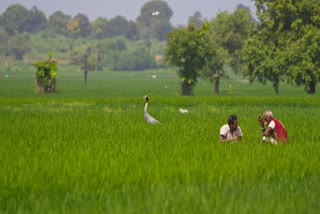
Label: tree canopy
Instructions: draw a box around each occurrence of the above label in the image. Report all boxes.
[136,0,173,41]
[165,23,217,95]
[241,0,320,94]
[203,7,252,94]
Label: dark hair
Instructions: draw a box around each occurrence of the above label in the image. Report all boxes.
[228,115,238,125]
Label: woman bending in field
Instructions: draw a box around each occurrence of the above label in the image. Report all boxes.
[258,110,288,144]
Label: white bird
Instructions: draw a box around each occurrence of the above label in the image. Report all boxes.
[144,95,160,124]
[179,108,188,113]
[152,11,160,16]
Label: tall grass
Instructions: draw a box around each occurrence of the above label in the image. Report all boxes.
[0,63,319,213]
[1,96,319,213]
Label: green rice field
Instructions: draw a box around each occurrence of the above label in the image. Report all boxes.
[0,62,319,213]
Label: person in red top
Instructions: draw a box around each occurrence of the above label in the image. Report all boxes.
[258,110,288,144]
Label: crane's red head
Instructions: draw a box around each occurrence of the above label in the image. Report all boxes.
[144,95,149,102]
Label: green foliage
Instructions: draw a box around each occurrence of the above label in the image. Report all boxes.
[94,37,127,68]
[24,6,48,33]
[70,46,99,84]
[241,29,284,95]
[112,47,156,71]
[28,31,70,59]
[242,0,320,94]
[0,26,9,54]
[150,19,173,41]
[48,11,71,36]
[165,23,216,95]
[0,4,29,35]
[210,9,251,55]
[74,13,91,37]
[136,0,173,40]
[90,17,108,39]
[206,7,252,95]
[95,37,158,71]
[0,4,47,35]
[8,32,32,60]
[33,52,57,93]
[105,16,139,40]
[188,11,204,29]
[137,0,173,27]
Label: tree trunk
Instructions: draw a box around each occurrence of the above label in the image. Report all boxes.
[84,69,88,85]
[181,80,193,95]
[307,80,316,94]
[214,78,220,95]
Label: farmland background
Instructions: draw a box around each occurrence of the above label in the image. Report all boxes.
[0,63,319,213]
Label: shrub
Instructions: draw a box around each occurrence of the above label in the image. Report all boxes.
[33,52,57,93]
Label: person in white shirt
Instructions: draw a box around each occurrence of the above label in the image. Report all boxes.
[220,115,243,143]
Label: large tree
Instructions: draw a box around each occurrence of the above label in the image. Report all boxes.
[90,17,108,39]
[105,16,138,40]
[8,32,31,60]
[188,11,205,29]
[24,6,47,33]
[0,26,9,55]
[204,7,252,94]
[71,47,98,84]
[164,23,216,95]
[72,13,91,38]
[136,0,173,40]
[0,4,47,34]
[0,4,29,35]
[48,11,71,36]
[241,0,320,94]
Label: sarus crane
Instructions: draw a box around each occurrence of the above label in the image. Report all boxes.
[144,95,160,124]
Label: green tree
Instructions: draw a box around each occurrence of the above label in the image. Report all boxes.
[95,37,127,68]
[0,4,29,35]
[104,16,138,39]
[241,0,320,94]
[48,11,71,36]
[71,47,98,84]
[0,26,9,56]
[126,21,139,40]
[188,11,204,29]
[210,8,252,70]
[136,0,173,40]
[164,23,215,95]
[74,13,91,37]
[24,6,47,33]
[33,52,57,93]
[150,19,172,41]
[8,32,31,60]
[113,47,155,71]
[91,17,107,39]
[200,42,228,95]
[67,18,81,38]
[205,7,252,94]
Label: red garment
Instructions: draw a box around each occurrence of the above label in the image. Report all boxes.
[272,118,288,143]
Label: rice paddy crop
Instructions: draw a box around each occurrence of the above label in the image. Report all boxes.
[0,65,319,213]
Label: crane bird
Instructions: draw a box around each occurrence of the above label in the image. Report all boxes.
[144,95,160,124]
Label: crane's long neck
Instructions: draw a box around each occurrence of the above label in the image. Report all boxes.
[144,102,148,113]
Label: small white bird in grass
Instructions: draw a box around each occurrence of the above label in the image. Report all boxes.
[144,95,160,124]
[179,108,188,113]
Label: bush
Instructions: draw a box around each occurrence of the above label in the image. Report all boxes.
[33,52,57,93]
